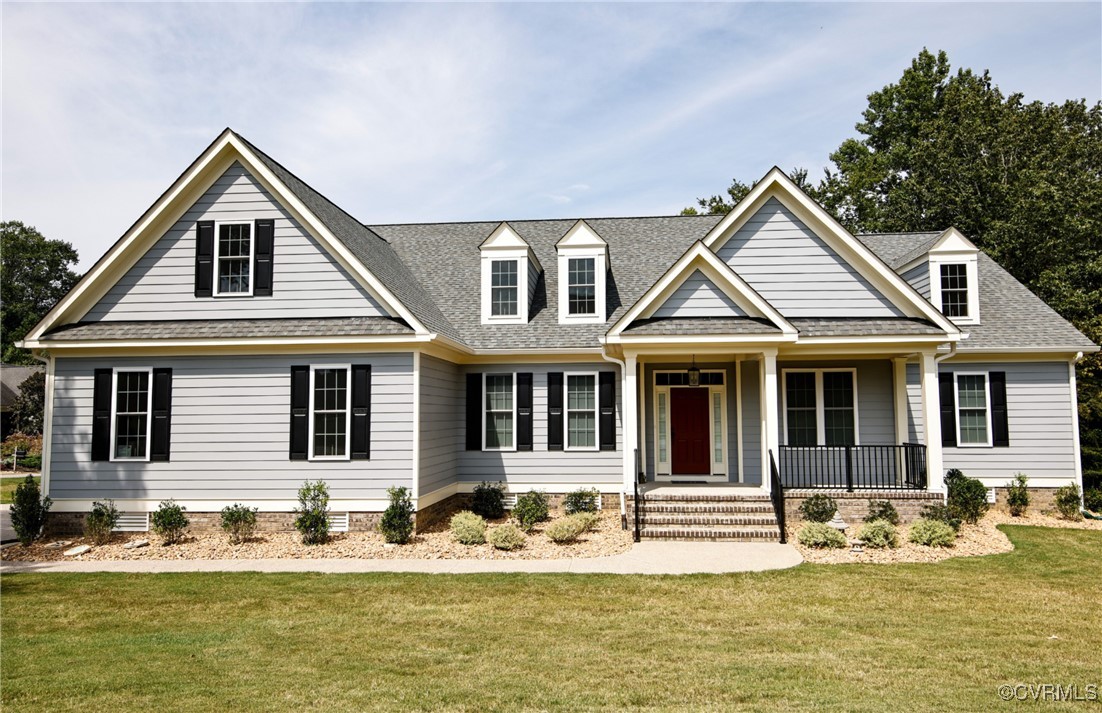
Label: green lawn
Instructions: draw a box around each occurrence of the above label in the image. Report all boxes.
[0,475,39,504]
[2,526,1099,712]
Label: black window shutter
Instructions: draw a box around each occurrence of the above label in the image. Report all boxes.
[351,365,371,460]
[517,373,533,451]
[599,371,616,451]
[289,366,309,460]
[547,372,564,451]
[150,368,173,462]
[939,371,957,447]
[91,369,113,461]
[195,221,214,297]
[465,374,482,451]
[253,219,275,297]
[990,371,1009,447]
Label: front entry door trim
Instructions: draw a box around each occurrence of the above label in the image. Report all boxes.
[654,369,729,480]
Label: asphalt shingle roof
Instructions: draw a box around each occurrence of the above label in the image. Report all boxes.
[622,317,782,336]
[43,317,413,341]
[1,365,42,410]
[857,232,943,269]
[788,318,946,337]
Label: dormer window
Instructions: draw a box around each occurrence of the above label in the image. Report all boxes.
[556,220,608,324]
[479,222,539,325]
[920,228,980,325]
[567,257,597,316]
[940,263,968,317]
[491,260,519,317]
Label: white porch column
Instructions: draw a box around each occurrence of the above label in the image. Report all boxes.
[760,349,780,493]
[893,357,909,446]
[920,351,945,494]
[623,353,639,490]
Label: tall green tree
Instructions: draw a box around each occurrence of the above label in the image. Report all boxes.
[0,221,80,365]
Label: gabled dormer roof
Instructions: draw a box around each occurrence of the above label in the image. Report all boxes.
[479,222,542,269]
[556,219,608,253]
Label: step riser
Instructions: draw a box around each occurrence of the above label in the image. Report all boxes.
[640,529,780,541]
[641,516,777,527]
[631,505,775,515]
[633,493,782,541]
[634,495,772,503]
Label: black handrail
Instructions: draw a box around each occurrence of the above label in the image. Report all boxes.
[633,447,642,543]
[769,450,786,544]
[777,444,927,490]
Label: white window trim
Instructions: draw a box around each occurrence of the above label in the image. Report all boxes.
[480,251,530,325]
[308,364,352,461]
[928,255,979,325]
[482,372,517,452]
[109,367,153,462]
[564,371,599,452]
[781,368,861,446]
[557,251,606,324]
[213,220,255,297]
[953,371,993,448]
[652,369,727,478]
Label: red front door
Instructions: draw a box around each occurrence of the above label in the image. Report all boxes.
[671,388,710,475]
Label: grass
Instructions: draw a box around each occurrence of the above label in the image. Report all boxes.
[0,475,39,504]
[2,526,1099,712]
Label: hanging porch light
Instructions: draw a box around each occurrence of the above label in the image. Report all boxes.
[688,355,701,387]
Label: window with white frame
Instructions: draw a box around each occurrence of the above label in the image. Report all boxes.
[311,366,350,459]
[490,260,519,317]
[940,263,968,318]
[783,369,857,446]
[484,374,515,450]
[955,373,991,446]
[567,258,597,316]
[112,369,151,460]
[215,222,253,295]
[566,373,597,449]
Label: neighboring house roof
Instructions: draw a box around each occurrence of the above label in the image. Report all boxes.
[43,317,414,341]
[1,365,42,411]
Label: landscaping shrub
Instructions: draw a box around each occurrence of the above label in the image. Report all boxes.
[488,523,526,551]
[864,499,900,525]
[919,503,962,533]
[856,519,898,549]
[86,499,120,545]
[797,522,846,549]
[20,455,41,469]
[150,500,189,545]
[1006,474,1030,517]
[380,486,415,544]
[945,469,989,524]
[512,490,550,532]
[470,481,506,520]
[294,480,330,545]
[221,503,258,544]
[571,511,601,533]
[544,515,587,543]
[9,474,51,545]
[1085,487,1102,514]
[451,511,487,545]
[1054,483,1082,521]
[798,494,837,523]
[564,487,600,515]
[908,518,956,547]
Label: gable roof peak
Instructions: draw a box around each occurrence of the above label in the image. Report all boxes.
[556,219,608,250]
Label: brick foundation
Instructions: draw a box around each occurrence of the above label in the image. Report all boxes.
[784,490,943,524]
[990,486,1064,515]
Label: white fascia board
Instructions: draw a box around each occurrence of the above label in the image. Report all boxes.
[950,346,1100,358]
[30,334,435,353]
[612,334,796,346]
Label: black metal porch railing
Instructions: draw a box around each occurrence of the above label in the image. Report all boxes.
[778,443,927,491]
[769,451,786,544]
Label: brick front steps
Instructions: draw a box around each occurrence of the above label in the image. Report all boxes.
[628,492,781,542]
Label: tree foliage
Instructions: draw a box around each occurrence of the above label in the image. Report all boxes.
[1,221,80,365]
[689,48,1102,471]
[9,371,46,436]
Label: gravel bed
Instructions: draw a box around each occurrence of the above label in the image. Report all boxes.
[791,508,1100,565]
[1,510,632,562]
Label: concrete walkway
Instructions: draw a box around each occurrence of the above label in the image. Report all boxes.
[1,541,802,575]
[0,505,14,544]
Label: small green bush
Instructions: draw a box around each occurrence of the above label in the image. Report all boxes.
[570,511,600,533]
[86,499,119,545]
[856,519,898,549]
[920,503,962,533]
[294,480,331,545]
[797,522,846,549]
[1054,483,1082,520]
[1006,474,1030,517]
[909,518,956,547]
[564,487,600,515]
[945,469,989,524]
[150,499,189,545]
[545,516,587,544]
[1084,487,1102,514]
[512,490,550,532]
[221,503,258,544]
[380,486,415,544]
[798,494,837,523]
[864,500,900,525]
[20,455,42,470]
[451,511,487,545]
[470,481,506,520]
[488,523,526,551]
[9,475,51,545]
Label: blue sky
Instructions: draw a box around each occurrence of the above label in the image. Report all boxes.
[3,2,1100,271]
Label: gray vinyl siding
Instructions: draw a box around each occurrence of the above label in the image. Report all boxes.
[458,363,621,486]
[715,197,903,317]
[740,360,762,486]
[777,360,897,445]
[940,361,1078,484]
[418,355,461,495]
[84,162,387,321]
[48,353,413,501]
[902,263,931,300]
[906,363,925,443]
[652,270,746,319]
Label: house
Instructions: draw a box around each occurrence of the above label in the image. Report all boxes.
[21,130,1097,540]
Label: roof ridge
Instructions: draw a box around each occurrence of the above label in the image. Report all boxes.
[366,214,724,229]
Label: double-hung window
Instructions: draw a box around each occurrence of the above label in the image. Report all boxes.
[954,373,991,446]
[567,258,596,316]
[783,369,857,446]
[566,373,597,450]
[215,222,253,295]
[112,369,152,460]
[490,260,518,317]
[310,366,350,459]
[484,374,515,450]
[940,263,968,318]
